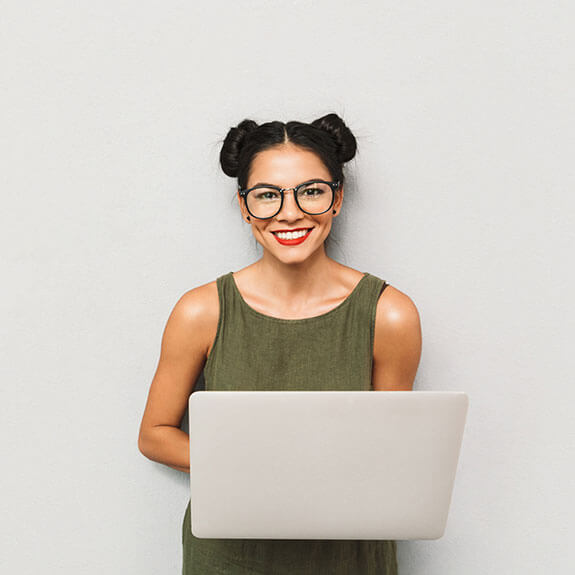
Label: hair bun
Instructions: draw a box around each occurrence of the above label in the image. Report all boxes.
[220,119,259,178]
[310,113,357,164]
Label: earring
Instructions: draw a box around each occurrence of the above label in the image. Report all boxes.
[247,216,251,221]
[332,210,336,214]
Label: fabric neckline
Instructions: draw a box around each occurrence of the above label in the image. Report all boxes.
[228,271,370,324]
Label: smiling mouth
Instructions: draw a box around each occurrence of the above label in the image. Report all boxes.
[271,227,313,240]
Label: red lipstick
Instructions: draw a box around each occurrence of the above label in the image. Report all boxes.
[271,227,313,246]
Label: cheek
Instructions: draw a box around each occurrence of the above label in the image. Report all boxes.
[317,217,333,232]
[251,224,269,239]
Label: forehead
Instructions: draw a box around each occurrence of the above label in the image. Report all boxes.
[248,145,331,186]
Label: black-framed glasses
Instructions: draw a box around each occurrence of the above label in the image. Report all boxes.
[238,179,340,220]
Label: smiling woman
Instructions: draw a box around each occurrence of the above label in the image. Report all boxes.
[137,113,422,574]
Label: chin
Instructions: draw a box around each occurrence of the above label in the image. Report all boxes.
[272,245,325,266]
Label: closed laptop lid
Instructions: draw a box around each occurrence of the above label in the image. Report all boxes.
[189,390,468,540]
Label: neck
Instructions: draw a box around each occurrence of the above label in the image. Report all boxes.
[254,246,339,298]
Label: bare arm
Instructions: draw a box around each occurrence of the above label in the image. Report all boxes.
[371,284,422,391]
[137,282,218,473]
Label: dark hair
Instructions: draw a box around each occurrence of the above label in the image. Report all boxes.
[219,113,358,191]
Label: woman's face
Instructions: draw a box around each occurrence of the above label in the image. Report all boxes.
[237,144,343,266]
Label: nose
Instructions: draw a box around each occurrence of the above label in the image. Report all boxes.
[277,189,304,220]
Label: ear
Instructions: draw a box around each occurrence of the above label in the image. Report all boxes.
[237,190,251,222]
[333,185,344,215]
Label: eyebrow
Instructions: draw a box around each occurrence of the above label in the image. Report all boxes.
[250,179,326,188]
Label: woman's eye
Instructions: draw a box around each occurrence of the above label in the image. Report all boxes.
[254,190,279,200]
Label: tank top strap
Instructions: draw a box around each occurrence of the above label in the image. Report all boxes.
[352,273,389,379]
[360,272,389,350]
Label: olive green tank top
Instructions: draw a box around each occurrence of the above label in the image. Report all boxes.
[182,270,398,575]
[203,270,388,392]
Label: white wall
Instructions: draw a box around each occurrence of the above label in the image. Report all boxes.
[2,1,573,573]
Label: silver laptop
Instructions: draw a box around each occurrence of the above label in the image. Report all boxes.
[188,390,468,540]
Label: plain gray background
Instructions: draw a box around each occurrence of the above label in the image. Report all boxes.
[2,1,573,573]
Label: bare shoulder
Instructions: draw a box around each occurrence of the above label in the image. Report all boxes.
[177,279,219,326]
[173,279,220,355]
[375,283,421,329]
[372,283,422,391]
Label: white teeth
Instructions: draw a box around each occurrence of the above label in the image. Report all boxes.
[274,229,310,240]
